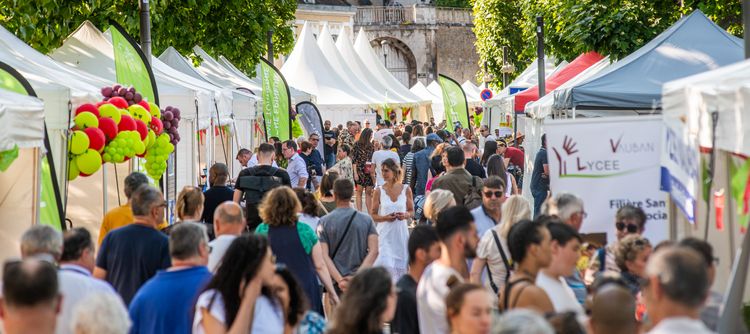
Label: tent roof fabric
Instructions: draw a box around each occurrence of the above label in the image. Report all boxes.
[353,28,426,104]
[282,22,371,106]
[525,56,612,119]
[0,88,45,150]
[461,81,482,103]
[485,57,560,106]
[514,52,604,112]
[317,23,386,104]
[555,10,743,110]
[663,58,750,155]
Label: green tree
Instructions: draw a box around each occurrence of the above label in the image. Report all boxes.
[471,0,526,89]
[0,0,296,75]
[685,0,742,36]
[436,0,471,8]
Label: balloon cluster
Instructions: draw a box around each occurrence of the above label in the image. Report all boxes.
[160,106,181,146]
[67,85,178,181]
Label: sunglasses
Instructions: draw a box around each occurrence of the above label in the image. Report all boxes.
[483,191,503,198]
[616,221,639,233]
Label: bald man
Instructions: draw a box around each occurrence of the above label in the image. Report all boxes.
[207,202,246,272]
[588,284,638,334]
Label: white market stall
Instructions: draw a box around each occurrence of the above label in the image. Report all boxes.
[282,22,375,127]
[0,88,46,259]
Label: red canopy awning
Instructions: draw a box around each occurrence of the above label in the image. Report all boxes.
[513,51,604,112]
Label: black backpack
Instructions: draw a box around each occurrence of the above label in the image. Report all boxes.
[237,167,283,228]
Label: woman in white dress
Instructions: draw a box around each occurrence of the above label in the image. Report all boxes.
[369,158,414,280]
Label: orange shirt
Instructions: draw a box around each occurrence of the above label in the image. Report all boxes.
[98,203,169,245]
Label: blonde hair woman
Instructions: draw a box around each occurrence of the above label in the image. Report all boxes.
[422,189,455,225]
[163,186,204,235]
[255,187,339,314]
[470,195,531,294]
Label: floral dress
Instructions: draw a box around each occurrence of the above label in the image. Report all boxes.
[352,142,374,187]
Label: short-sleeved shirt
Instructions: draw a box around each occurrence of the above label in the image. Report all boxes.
[503,146,525,169]
[96,224,171,305]
[57,265,119,334]
[471,205,499,237]
[417,262,463,334]
[98,204,168,245]
[536,271,586,320]
[255,222,318,254]
[372,149,400,186]
[392,274,420,334]
[530,147,549,192]
[129,266,212,334]
[207,235,237,272]
[318,207,377,277]
[193,290,284,334]
[287,154,309,187]
[476,227,511,291]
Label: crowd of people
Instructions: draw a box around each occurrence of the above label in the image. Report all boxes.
[0,118,740,334]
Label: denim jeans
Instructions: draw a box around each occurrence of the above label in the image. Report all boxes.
[532,189,548,218]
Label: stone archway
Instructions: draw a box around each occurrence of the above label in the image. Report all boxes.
[370,36,418,88]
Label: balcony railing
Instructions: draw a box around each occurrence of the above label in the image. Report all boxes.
[354,6,473,26]
[435,7,473,26]
[355,6,415,25]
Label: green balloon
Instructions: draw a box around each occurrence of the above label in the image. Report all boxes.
[69,131,90,155]
[76,149,102,175]
[68,158,79,181]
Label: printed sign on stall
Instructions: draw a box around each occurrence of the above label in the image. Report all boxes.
[545,116,668,243]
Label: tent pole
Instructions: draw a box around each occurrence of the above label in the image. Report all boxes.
[724,151,737,260]
[744,0,750,59]
[32,148,41,225]
[102,164,108,216]
[536,16,546,98]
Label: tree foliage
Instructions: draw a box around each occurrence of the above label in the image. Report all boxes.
[435,0,471,8]
[473,0,743,89]
[0,0,297,75]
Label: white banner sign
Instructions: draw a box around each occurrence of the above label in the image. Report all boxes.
[545,116,668,243]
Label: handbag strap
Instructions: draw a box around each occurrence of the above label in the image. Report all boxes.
[492,230,512,284]
[330,211,358,260]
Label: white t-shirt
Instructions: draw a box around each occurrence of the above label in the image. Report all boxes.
[647,317,714,334]
[247,154,278,168]
[535,271,586,320]
[417,262,464,334]
[193,289,284,334]
[374,128,395,143]
[371,149,400,186]
[207,235,238,272]
[475,227,510,292]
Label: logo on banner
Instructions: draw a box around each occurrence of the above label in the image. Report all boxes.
[552,134,656,178]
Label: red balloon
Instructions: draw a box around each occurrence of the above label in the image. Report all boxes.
[123,156,130,162]
[118,115,137,132]
[149,116,163,135]
[109,97,128,109]
[136,153,146,158]
[95,101,111,108]
[75,103,100,117]
[98,117,118,141]
[79,172,91,177]
[137,100,151,112]
[134,119,148,140]
[84,127,106,152]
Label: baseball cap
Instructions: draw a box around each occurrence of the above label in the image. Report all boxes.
[426,133,443,143]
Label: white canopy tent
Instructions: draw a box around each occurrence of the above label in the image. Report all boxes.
[0,88,46,259]
[410,81,443,122]
[0,23,124,240]
[317,23,387,104]
[338,27,430,121]
[282,22,375,127]
[462,81,483,103]
[353,28,426,105]
[662,59,750,306]
[156,46,260,178]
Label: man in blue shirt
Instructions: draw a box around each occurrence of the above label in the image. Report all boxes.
[411,133,442,196]
[94,185,171,305]
[128,222,212,334]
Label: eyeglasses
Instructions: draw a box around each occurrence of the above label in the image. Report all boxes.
[154,202,168,209]
[579,211,588,219]
[310,138,319,141]
[616,221,639,233]
[483,191,504,198]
